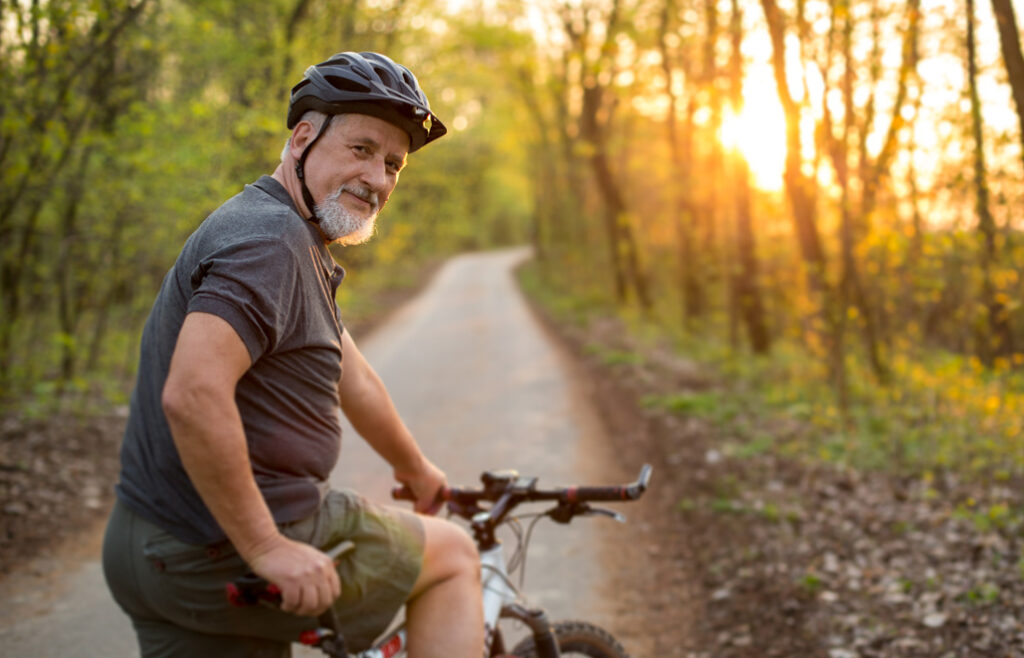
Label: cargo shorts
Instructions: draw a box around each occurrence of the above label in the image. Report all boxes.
[102,489,424,657]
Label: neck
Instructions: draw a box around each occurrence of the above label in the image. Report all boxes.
[271,163,313,220]
[271,163,332,244]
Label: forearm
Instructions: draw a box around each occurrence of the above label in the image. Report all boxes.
[340,367,426,478]
[338,331,444,513]
[163,383,280,561]
[162,311,339,616]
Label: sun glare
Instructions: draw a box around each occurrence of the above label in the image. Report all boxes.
[719,71,788,192]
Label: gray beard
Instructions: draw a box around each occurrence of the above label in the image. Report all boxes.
[316,185,378,245]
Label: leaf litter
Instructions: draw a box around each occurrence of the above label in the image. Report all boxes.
[544,312,1024,658]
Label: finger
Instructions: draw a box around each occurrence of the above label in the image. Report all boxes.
[316,580,333,615]
[414,486,442,515]
[280,583,300,614]
[297,583,318,617]
[326,567,341,600]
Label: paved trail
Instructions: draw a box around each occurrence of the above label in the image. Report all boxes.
[0,247,637,656]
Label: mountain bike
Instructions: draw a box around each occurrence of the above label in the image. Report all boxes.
[228,465,652,657]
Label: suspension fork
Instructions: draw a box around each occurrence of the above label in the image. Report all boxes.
[501,603,561,658]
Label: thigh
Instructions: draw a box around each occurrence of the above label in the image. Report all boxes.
[103,499,313,652]
[284,489,425,652]
[104,492,426,655]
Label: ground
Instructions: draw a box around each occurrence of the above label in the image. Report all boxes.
[3,290,1024,657]
[540,312,1024,658]
[0,412,124,578]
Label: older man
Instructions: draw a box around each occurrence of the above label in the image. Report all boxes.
[103,52,483,657]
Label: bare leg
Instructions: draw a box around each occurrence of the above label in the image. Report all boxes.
[405,516,483,657]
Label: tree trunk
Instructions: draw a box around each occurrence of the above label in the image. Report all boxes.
[760,0,843,396]
[572,0,651,309]
[839,0,889,381]
[581,85,628,303]
[659,0,704,326]
[729,0,771,353]
[759,0,827,285]
[990,0,1024,174]
[967,0,1013,364]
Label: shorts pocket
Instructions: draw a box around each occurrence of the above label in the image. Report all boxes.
[142,533,243,575]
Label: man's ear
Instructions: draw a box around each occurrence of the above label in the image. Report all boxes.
[289,120,316,159]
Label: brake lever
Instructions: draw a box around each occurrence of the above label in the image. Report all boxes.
[547,503,627,524]
[586,506,627,523]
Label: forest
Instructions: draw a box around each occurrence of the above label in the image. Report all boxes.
[4,0,1024,654]
[4,0,1024,481]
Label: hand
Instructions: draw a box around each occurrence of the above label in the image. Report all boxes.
[395,458,447,515]
[245,535,341,617]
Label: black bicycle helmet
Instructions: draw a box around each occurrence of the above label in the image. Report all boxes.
[287,51,446,152]
[287,52,446,224]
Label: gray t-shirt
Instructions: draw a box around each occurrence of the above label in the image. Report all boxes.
[116,176,347,544]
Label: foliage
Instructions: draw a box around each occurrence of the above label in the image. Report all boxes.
[4,0,1024,491]
[521,257,1024,484]
[0,0,533,410]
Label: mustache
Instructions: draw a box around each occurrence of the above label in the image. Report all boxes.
[329,184,379,210]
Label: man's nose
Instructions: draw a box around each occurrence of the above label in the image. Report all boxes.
[360,159,388,194]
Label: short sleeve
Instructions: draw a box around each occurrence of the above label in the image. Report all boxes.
[187,238,300,363]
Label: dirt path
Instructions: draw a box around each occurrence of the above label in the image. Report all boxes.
[325,247,662,653]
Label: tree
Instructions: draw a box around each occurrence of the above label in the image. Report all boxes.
[727,0,771,353]
[990,0,1024,175]
[967,0,1013,364]
[658,0,707,326]
[554,0,652,309]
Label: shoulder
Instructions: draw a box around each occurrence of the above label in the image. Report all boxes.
[191,181,315,261]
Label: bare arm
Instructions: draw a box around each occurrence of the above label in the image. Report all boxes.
[338,330,445,513]
[162,312,340,616]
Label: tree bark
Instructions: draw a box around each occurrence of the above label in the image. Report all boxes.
[728,0,771,353]
[967,0,1013,364]
[659,0,705,325]
[990,0,1024,174]
[569,0,651,309]
[759,0,827,283]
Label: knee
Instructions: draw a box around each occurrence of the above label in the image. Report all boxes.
[422,518,479,581]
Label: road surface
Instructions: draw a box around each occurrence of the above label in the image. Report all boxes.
[0,247,638,656]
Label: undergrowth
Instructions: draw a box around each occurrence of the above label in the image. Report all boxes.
[518,260,1024,485]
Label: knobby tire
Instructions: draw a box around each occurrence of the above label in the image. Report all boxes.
[509,620,629,658]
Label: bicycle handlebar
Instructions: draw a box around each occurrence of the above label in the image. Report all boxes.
[391,464,652,508]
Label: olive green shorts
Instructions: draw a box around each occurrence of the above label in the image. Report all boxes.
[103,491,424,657]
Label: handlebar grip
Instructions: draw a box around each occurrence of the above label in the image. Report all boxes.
[226,574,282,607]
[564,464,652,502]
[565,486,632,502]
[391,485,416,501]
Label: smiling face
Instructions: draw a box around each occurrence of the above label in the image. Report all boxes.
[294,113,410,244]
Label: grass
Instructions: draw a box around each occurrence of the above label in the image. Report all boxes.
[517,259,1024,486]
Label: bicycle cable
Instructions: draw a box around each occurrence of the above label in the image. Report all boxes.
[506,513,547,590]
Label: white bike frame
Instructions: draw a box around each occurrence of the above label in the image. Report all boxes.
[302,464,652,657]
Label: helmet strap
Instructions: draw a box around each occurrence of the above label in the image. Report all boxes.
[294,114,334,224]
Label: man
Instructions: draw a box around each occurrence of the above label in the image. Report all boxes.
[103,52,484,657]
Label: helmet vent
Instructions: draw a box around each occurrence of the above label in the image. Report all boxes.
[372,66,396,88]
[325,75,370,94]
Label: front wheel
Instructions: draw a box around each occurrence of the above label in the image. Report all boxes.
[509,620,629,658]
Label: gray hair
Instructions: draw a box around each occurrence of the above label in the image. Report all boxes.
[281,110,346,162]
